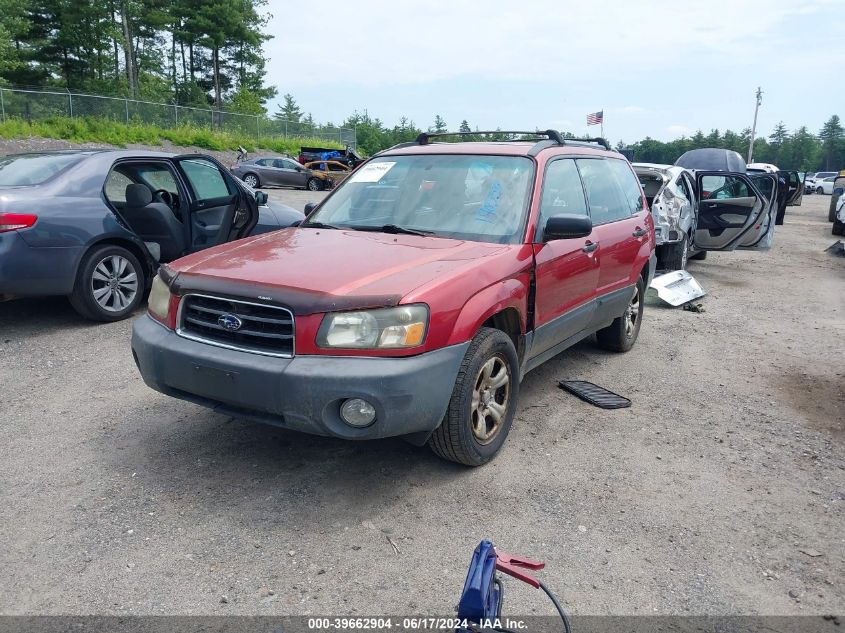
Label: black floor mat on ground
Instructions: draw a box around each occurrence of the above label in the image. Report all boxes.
[558,380,631,409]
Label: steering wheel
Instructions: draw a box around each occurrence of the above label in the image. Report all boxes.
[153,189,175,208]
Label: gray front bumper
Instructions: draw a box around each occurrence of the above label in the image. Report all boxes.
[131,315,468,441]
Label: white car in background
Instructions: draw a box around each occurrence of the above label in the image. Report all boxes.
[747,162,779,173]
[633,163,701,270]
[807,171,838,193]
[814,176,837,195]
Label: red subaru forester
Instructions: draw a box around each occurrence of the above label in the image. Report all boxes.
[132,131,657,466]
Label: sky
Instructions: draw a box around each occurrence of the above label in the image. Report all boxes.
[263,0,845,144]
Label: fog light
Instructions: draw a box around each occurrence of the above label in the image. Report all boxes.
[340,398,376,427]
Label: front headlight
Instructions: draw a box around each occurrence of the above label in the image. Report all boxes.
[147,274,172,324]
[317,304,429,349]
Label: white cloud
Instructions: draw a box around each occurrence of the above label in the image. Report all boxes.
[263,0,835,89]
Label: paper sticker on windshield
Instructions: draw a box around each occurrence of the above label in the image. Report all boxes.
[476,180,503,223]
[351,161,396,183]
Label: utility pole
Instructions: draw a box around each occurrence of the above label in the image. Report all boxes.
[747,87,762,163]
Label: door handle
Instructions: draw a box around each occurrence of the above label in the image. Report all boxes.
[632,227,647,238]
[581,241,598,253]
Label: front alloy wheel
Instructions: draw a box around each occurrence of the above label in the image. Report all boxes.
[428,327,520,466]
[470,355,511,445]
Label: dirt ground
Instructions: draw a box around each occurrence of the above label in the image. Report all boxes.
[0,192,842,617]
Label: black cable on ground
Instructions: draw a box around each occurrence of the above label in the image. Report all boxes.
[494,577,504,620]
[538,580,571,633]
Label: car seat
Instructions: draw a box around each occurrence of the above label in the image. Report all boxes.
[121,184,187,262]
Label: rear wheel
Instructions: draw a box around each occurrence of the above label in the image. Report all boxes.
[68,245,145,322]
[428,328,519,466]
[596,275,644,353]
[242,173,259,188]
[660,235,688,271]
[307,177,324,191]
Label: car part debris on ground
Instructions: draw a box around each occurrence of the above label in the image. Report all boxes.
[825,240,845,257]
[558,380,631,409]
[683,302,706,313]
[649,270,706,306]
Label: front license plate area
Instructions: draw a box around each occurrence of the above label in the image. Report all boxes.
[189,364,240,400]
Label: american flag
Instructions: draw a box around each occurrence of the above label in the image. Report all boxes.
[586,111,603,126]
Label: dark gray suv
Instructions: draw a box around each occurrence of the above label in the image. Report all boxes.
[0,150,303,322]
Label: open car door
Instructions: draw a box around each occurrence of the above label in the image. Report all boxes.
[782,170,803,207]
[693,171,773,251]
[172,155,259,252]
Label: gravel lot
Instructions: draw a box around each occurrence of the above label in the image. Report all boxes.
[0,193,842,617]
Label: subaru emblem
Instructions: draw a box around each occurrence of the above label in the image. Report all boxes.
[218,313,243,332]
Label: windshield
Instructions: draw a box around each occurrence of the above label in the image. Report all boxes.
[0,153,83,186]
[306,154,534,244]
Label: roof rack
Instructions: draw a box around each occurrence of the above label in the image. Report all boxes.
[407,130,611,153]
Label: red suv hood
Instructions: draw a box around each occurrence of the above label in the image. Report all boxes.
[170,228,517,314]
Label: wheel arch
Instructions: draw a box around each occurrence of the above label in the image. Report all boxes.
[77,237,154,289]
[482,307,524,361]
[446,278,528,359]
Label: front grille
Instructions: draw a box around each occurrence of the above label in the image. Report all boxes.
[177,294,294,357]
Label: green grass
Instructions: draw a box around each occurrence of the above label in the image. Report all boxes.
[0,116,343,155]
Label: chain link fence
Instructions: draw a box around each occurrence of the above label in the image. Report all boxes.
[0,88,356,148]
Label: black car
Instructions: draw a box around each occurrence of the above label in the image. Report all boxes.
[0,150,303,322]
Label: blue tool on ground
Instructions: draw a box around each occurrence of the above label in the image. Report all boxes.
[456,540,571,633]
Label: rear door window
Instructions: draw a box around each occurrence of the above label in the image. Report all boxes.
[606,159,645,214]
[576,159,633,224]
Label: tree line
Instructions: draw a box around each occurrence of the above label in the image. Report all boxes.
[0,0,275,113]
[283,95,844,171]
[619,117,845,172]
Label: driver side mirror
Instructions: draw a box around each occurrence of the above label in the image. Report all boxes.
[254,191,268,205]
[304,202,317,215]
[543,214,592,241]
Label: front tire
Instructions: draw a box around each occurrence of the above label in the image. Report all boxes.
[817,186,824,195]
[243,173,259,188]
[307,177,324,192]
[68,245,145,322]
[689,250,707,261]
[428,328,519,466]
[596,275,645,353]
[833,219,844,236]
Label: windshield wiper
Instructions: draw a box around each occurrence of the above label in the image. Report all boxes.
[350,224,434,237]
[302,221,342,230]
